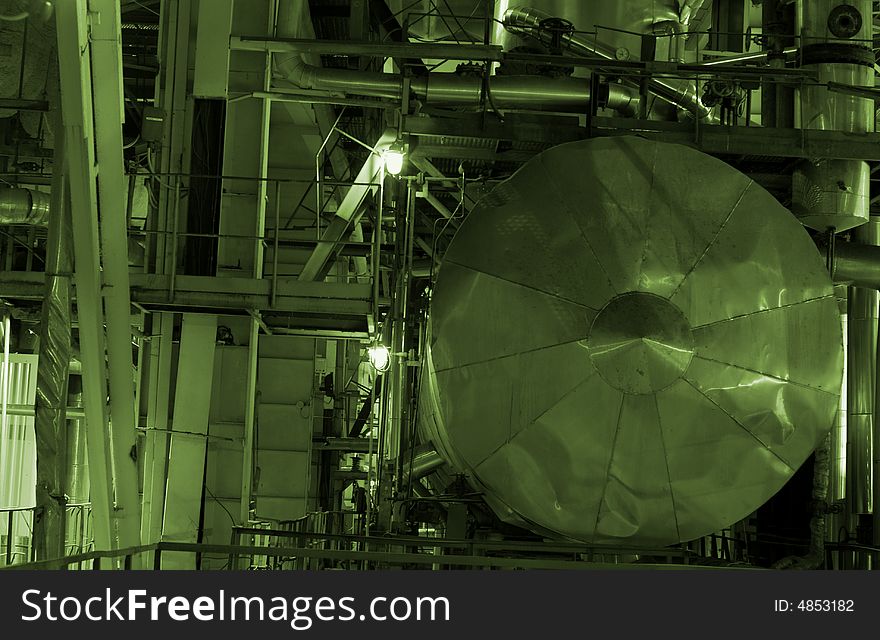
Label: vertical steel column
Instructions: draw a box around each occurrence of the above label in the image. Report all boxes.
[32,114,72,561]
[89,0,142,552]
[55,0,118,557]
[140,313,174,543]
[239,320,259,524]
[161,313,218,569]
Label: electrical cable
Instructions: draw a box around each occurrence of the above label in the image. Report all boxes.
[205,485,236,526]
[0,11,28,21]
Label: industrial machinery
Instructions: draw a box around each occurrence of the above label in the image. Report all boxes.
[420,135,843,545]
[3,0,880,571]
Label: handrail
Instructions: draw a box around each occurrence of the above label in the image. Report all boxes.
[3,540,734,571]
[230,525,696,558]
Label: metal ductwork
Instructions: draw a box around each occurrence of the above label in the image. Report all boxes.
[0,187,50,225]
[419,136,842,545]
[500,6,712,119]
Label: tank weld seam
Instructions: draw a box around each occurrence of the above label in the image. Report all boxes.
[443,258,603,312]
[667,180,754,301]
[689,294,836,331]
[433,336,591,374]
[590,393,628,542]
[537,155,620,296]
[689,353,840,397]
[653,392,682,543]
[680,377,794,471]
[469,370,600,469]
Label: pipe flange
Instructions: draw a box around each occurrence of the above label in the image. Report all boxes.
[827,4,862,39]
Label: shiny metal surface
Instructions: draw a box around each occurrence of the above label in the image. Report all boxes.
[284,57,598,112]
[792,1,873,232]
[495,1,679,61]
[799,0,873,46]
[587,293,694,395]
[501,6,711,118]
[0,187,50,225]
[423,136,843,545]
[831,239,880,289]
[792,159,869,233]
[846,220,879,516]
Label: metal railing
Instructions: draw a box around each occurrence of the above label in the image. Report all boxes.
[0,506,33,566]
[1,504,93,567]
[4,538,739,571]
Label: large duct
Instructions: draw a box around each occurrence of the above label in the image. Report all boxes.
[420,136,842,545]
[0,187,50,225]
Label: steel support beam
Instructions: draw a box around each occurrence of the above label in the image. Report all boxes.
[230,36,503,61]
[298,128,397,282]
[0,272,374,317]
[160,314,218,569]
[89,0,142,554]
[54,0,119,558]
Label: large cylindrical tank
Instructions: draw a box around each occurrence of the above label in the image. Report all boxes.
[419,136,843,546]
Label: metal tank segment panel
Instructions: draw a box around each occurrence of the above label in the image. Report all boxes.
[422,136,844,546]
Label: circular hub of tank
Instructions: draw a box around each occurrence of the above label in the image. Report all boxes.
[587,292,694,395]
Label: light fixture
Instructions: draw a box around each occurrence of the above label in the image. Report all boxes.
[368,343,391,372]
[382,141,405,176]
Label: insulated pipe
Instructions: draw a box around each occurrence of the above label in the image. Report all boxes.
[847,220,878,531]
[401,445,446,483]
[0,187,50,225]
[830,240,880,289]
[31,106,71,562]
[282,57,640,113]
[502,6,712,119]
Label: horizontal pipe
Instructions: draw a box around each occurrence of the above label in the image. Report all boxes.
[699,47,799,67]
[830,240,880,289]
[280,50,639,114]
[0,187,51,225]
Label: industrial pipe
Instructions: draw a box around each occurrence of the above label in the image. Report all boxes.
[0,187,50,225]
[501,6,712,119]
[846,220,878,558]
[829,239,880,290]
[401,445,446,483]
[282,57,638,114]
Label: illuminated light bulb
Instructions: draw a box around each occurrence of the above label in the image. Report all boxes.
[368,344,390,372]
[383,148,404,175]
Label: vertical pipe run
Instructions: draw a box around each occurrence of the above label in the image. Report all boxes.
[847,221,878,536]
[32,115,72,561]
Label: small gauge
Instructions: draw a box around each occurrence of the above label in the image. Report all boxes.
[615,47,630,61]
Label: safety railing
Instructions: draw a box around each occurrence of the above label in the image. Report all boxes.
[0,506,34,567]
[4,538,742,572]
[227,519,716,571]
[1,504,94,568]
